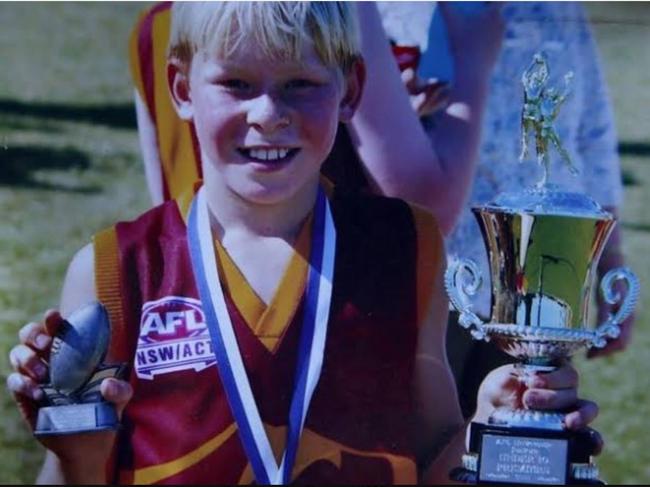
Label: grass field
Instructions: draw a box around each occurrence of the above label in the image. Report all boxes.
[0,2,649,484]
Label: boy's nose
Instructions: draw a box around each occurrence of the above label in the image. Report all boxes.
[246,94,291,133]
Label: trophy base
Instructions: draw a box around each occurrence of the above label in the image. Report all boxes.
[34,402,119,437]
[449,422,602,485]
[449,467,605,485]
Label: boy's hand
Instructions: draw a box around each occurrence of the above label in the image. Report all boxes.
[7,309,62,428]
[7,309,133,473]
[39,378,133,474]
[473,363,602,452]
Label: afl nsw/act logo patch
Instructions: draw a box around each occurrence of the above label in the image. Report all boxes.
[135,296,216,379]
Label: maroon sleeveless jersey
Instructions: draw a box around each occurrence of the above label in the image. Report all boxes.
[94,188,443,484]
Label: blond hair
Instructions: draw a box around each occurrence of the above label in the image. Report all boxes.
[169,2,360,73]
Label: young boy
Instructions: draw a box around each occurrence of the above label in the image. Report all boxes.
[8,3,597,484]
[130,1,501,235]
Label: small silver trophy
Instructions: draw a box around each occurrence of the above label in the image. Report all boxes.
[35,301,127,436]
[445,52,639,485]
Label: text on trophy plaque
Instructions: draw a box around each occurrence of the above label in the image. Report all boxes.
[479,435,568,484]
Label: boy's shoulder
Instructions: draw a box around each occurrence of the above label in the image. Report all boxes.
[330,186,442,242]
[329,188,444,326]
[95,198,185,248]
[116,178,196,234]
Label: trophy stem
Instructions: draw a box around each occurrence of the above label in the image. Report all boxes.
[516,362,556,374]
[488,363,565,431]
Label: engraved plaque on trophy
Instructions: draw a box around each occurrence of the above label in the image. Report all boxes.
[34,301,127,436]
[445,53,640,485]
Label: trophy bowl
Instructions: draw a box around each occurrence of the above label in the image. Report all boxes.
[445,185,639,485]
[453,186,638,364]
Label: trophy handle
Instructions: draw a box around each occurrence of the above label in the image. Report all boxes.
[444,258,488,341]
[592,267,640,348]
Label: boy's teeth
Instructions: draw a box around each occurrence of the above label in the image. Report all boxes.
[251,149,267,160]
[248,148,291,161]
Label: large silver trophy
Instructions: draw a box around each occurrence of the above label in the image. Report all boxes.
[445,53,639,485]
[34,301,126,436]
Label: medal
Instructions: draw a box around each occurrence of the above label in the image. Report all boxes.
[188,186,336,484]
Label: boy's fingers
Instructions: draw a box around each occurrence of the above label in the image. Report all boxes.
[522,387,577,411]
[587,429,604,456]
[100,378,133,416]
[580,428,604,456]
[16,309,63,356]
[564,399,599,431]
[6,372,44,402]
[18,322,51,351]
[7,373,41,429]
[9,344,49,381]
[530,365,578,390]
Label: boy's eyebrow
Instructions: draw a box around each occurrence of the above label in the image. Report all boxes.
[211,57,333,76]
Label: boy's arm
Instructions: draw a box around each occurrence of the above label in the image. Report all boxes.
[10,244,129,484]
[59,244,97,316]
[37,451,65,484]
[412,250,467,483]
[42,244,108,484]
[348,3,504,235]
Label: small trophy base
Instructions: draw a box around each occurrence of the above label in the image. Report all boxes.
[449,422,603,485]
[34,402,119,437]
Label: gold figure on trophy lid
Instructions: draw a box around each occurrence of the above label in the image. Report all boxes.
[520,51,577,186]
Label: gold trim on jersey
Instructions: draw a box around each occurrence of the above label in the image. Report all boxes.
[132,423,416,485]
[214,215,312,352]
[93,226,126,362]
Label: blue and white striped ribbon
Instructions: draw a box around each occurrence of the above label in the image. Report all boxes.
[187,186,335,484]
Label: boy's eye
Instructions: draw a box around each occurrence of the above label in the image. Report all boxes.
[285,79,318,90]
[219,79,250,90]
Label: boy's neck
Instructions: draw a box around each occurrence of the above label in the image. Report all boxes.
[203,175,320,242]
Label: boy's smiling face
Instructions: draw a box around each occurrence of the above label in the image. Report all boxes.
[170,38,362,206]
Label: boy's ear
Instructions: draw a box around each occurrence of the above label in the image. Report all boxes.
[338,58,366,123]
[167,59,194,121]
